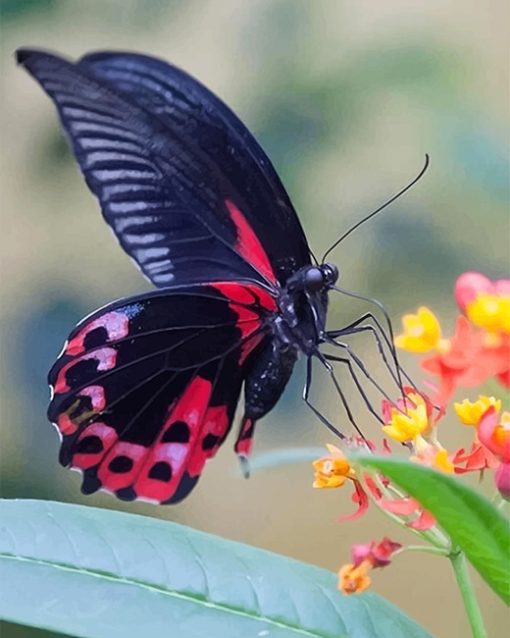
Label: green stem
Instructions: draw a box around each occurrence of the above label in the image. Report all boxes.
[449,549,487,638]
[398,544,449,556]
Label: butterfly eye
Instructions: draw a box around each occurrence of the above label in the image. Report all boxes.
[321,263,339,286]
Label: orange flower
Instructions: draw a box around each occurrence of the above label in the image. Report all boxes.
[338,537,402,595]
[312,444,357,488]
[313,443,374,521]
[338,560,372,595]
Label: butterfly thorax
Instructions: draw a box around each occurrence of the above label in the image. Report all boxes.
[273,263,338,356]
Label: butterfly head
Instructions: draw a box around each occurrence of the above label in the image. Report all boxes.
[298,263,339,293]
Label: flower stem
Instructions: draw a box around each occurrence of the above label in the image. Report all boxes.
[398,544,449,556]
[449,549,487,638]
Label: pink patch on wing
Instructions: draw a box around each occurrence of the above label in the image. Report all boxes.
[188,404,230,476]
[54,348,117,393]
[72,423,118,470]
[225,199,278,285]
[79,385,106,411]
[134,377,213,502]
[66,311,130,355]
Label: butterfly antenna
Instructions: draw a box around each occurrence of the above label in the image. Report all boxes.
[308,247,319,266]
[321,154,430,263]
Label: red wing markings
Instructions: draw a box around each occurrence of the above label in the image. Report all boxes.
[224,199,278,286]
[65,310,130,356]
[69,375,232,503]
[53,284,276,404]
[54,348,117,393]
[49,282,278,502]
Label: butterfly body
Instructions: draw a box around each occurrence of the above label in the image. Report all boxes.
[18,48,340,503]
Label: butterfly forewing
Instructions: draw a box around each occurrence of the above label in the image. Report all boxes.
[48,283,276,503]
[18,49,311,287]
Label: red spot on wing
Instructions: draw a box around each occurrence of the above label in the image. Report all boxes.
[55,385,106,436]
[54,348,117,393]
[72,423,118,470]
[225,199,278,285]
[235,417,255,458]
[57,413,77,436]
[133,377,213,502]
[66,311,130,355]
[98,441,147,491]
[188,404,230,476]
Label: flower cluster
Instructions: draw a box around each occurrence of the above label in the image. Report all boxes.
[338,537,402,594]
[397,272,509,404]
[313,271,509,595]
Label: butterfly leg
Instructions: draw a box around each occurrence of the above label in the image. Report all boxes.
[314,352,369,442]
[327,312,417,393]
[322,351,385,424]
[302,355,346,440]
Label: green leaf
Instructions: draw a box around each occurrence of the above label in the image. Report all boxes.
[356,456,510,604]
[0,499,432,638]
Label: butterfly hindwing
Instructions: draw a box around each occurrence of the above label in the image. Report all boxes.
[48,282,277,503]
[17,49,311,287]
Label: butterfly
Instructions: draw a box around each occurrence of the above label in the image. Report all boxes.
[18,49,418,505]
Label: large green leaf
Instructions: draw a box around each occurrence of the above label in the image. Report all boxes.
[356,456,510,604]
[0,499,432,638]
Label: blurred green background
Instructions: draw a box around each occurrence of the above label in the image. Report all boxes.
[1,1,508,637]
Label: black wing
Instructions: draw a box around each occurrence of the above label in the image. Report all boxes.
[48,281,277,503]
[17,49,311,287]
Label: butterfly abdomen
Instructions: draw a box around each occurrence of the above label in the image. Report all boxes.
[243,339,297,421]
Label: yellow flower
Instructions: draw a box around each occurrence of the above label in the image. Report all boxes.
[313,444,356,489]
[411,438,454,473]
[432,449,454,474]
[454,396,502,426]
[466,294,510,334]
[394,307,447,353]
[382,404,429,443]
[338,561,372,595]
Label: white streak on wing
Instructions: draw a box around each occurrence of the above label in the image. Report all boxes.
[102,182,159,200]
[78,138,143,154]
[113,215,157,233]
[91,169,155,182]
[136,247,170,263]
[69,122,140,142]
[123,232,165,245]
[153,273,175,284]
[145,259,172,274]
[109,200,171,214]
[85,151,156,169]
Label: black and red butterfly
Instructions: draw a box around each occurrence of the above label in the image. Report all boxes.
[18,49,417,505]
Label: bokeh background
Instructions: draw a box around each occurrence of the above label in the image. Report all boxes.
[1,1,508,637]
